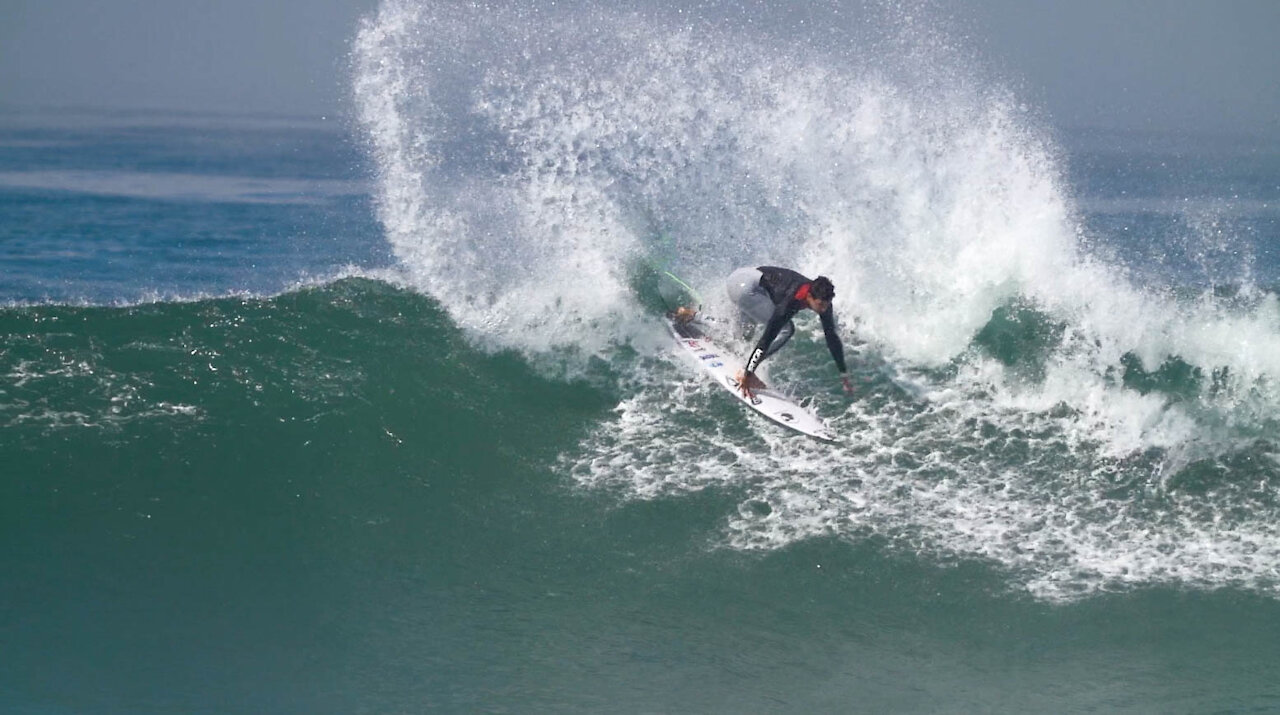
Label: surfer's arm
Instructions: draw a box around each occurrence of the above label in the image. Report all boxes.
[745,303,793,374]
[819,309,848,373]
[819,309,856,395]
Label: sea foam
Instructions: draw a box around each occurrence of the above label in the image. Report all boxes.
[354,0,1280,600]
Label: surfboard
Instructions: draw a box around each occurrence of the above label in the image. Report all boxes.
[668,315,836,442]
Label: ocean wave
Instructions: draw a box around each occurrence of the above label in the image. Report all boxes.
[0,170,369,205]
[351,0,1280,600]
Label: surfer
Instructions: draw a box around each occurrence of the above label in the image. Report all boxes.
[725,266,853,398]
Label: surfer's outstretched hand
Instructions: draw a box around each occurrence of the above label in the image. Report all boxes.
[841,374,854,396]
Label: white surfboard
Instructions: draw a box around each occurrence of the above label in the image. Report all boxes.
[667,317,836,442]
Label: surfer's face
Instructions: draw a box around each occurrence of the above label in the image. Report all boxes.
[806,296,831,313]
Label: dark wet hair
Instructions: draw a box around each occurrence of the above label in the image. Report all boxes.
[810,276,835,301]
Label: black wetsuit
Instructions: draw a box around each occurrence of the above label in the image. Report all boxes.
[745,266,848,375]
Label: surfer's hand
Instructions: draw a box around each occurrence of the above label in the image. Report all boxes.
[841,374,854,396]
[736,370,756,398]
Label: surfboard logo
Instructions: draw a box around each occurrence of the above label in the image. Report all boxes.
[780,412,794,422]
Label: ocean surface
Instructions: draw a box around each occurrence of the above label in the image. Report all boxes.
[4,2,1280,712]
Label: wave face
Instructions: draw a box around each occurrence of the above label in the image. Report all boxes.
[352,0,1280,600]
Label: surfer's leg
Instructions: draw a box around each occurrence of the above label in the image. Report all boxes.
[726,267,773,335]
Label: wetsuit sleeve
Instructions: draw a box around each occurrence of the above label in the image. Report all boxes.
[819,308,848,373]
[745,301,794,373]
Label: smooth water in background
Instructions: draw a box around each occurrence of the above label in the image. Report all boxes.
[4,2,1280,712]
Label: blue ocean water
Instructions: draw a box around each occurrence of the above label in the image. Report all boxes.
[4,2,1280,712]
[0,108,388,303]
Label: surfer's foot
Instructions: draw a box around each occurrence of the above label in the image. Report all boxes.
[673,306,697,324]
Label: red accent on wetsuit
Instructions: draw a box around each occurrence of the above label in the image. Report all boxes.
[794,283,811,301]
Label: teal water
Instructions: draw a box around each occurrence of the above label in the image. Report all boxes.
[5,1,1280,711]
[4,281,1280,712]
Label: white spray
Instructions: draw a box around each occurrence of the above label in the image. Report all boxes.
[353,0,1280,599]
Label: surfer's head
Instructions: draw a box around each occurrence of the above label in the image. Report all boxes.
[810,276,834,301]
[806,276,834,312]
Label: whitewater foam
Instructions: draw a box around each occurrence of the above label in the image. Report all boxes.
[354,0,1280,601]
